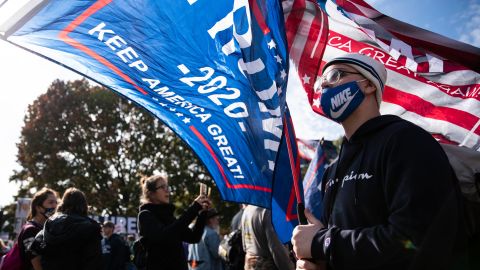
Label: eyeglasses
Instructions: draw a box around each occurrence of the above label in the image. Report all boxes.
[155,184,170,192]
[321,68,361,85]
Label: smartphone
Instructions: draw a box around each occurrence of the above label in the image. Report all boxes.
[199,183,207,196]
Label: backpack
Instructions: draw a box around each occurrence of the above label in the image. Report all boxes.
[134,209,152,270]
[0,242,22,270]
[0,222,36,270]
[132,237,147,270]
[440,143,480,237]
[218,229,245,270]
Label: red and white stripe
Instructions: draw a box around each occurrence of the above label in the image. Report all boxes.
[297,138,319,161]
[284,0,329,104]
[284,0,480,150]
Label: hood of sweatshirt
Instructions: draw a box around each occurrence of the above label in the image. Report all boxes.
[323,115,405,220]
[43,213,101,247]
[348,115,403,144]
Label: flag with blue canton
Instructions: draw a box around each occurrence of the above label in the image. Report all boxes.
[271,107,304,243]
[303,141,328,220]
[0,0,289,208]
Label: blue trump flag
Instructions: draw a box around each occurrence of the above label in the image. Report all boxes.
[271,107,304,243]
[303,141,328,220]
[0,0,289,208]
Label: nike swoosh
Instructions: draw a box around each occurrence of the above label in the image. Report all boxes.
[330,89,358,119]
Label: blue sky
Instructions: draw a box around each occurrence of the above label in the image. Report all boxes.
[0,0,478,207]
[368,0,480,47]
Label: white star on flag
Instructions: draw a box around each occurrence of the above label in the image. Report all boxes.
[183,117,191,124]
[313,98,320,108]
[169,107,176,112]
[302,74,311,84]
[267,39,276,49]
[159,103,167,107]
[280,69,287,80]
[176,112,183,117]
[277,85,283,95]
[274,54,282,63]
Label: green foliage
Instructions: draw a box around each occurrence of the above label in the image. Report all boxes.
[10,79,238,230]
[332,137,343,152]
[0,204,16,236]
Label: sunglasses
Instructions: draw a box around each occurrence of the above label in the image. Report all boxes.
[321,68,361,85]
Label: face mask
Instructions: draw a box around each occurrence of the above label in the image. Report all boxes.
[42,207,56,218]
[320,81,365,123]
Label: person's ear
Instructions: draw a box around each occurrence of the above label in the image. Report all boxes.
[361,79,376,95]
[146,190,153,199]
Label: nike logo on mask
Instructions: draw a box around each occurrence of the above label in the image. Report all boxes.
[330,88,358,119]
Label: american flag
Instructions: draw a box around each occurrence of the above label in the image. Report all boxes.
[283,0,328,104]
[284,0,480,151]
[297,138,319,161]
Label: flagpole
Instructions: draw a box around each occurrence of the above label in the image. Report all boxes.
[283,112,308,225]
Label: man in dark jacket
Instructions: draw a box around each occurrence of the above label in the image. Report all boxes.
[291,53,465,270]
[101,221,129,270]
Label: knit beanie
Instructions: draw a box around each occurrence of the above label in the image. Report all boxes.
[322,53,387,105]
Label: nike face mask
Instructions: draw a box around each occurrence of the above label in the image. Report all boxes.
[320,80,365,123]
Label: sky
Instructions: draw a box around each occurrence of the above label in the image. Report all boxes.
[0,0,479,207]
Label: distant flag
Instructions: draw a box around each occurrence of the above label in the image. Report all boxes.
[302,141,328,220]
[284,0,480,151]
[0,0,290,208]
[297,139,319,161]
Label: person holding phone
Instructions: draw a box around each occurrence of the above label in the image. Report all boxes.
[137,175,212,270]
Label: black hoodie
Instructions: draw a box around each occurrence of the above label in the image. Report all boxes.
[138,202,207,270]
[34,213,103,270]
[311,115,465,270]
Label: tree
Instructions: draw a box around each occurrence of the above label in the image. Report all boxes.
[10,79,238,227]
[0,204,15,235]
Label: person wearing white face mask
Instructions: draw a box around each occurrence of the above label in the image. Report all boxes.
[292,53,466,270]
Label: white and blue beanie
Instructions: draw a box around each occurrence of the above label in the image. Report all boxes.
[323,53,387,105]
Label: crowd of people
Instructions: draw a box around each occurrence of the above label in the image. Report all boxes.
[1,173,297,270]
[1,53,478,270]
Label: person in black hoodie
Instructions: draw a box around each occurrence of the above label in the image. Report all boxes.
[32,187,103,270]
[292,53,466,270]
[138,174,211,270]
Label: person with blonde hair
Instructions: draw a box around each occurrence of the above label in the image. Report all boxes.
[137,175,211,270]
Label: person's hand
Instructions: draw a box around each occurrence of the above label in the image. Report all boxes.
[194,195,211,211]
[245,253,258,269]
[296,259,326,270]
[291,208,324,259]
